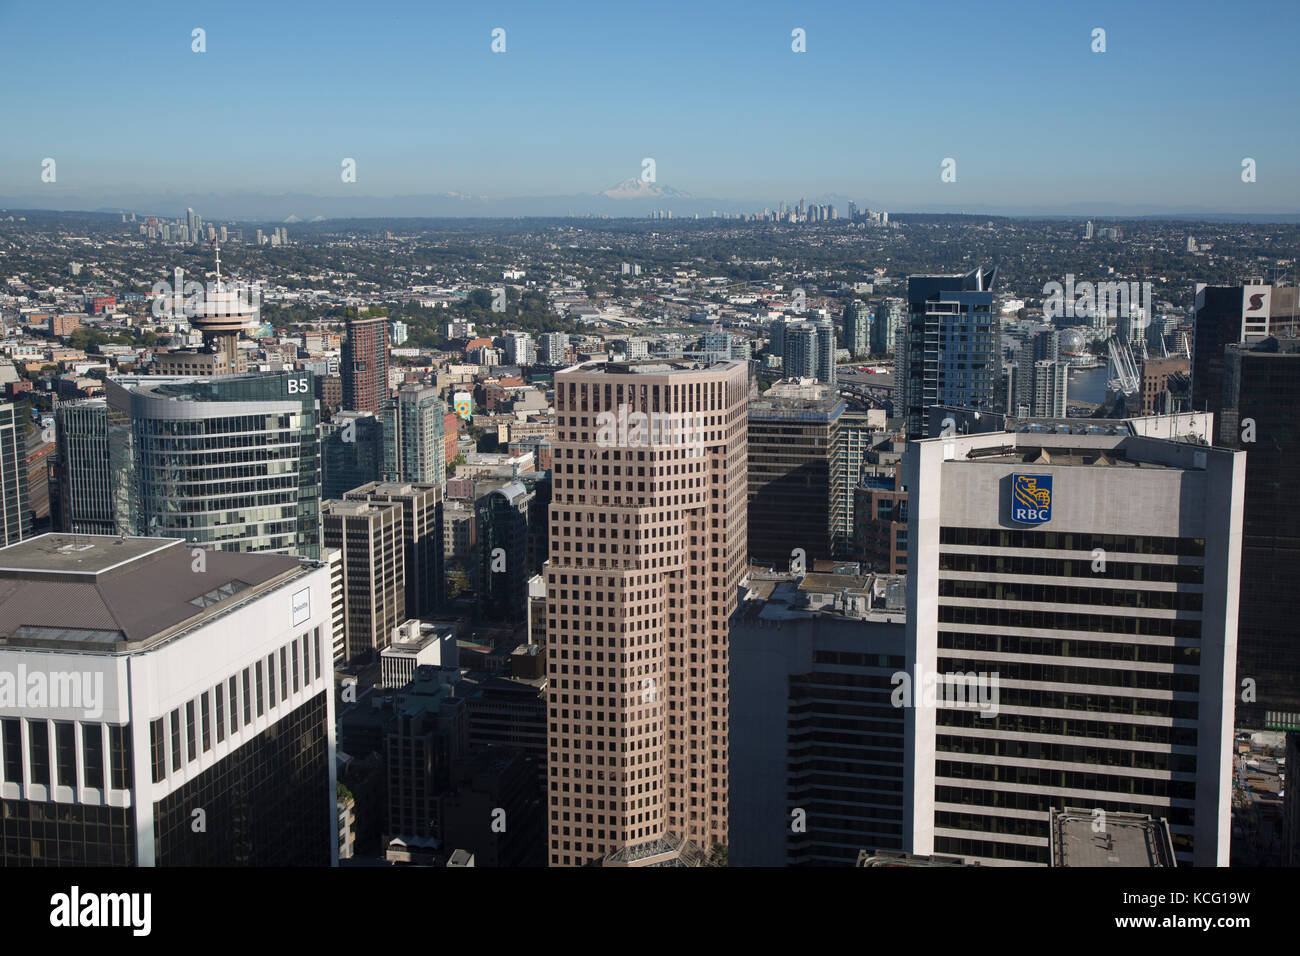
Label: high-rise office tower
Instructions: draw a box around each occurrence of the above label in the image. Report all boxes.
[843,301,870,359]
[730,569,906,865]
[0,403,31,547]
[546,359,748,866]
[321,411,384,500]
[1220,337,1300,730]
[476,479,535,626]
[897,268,1000,437]
[342,314,390,414]
[344,480,444,620]
[59,373,320,557]
[1192,283,1300,440]
[872,298,904,357]
[747,383,846,563]
[0,533,336,865]
[54,401,120,536]
[380,384,446,488]
[321,498,405,663]
[905,429,1244,866]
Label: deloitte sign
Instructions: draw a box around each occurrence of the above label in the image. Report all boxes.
[1011,474,1053,525]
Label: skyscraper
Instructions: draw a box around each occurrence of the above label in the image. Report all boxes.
[905,429,1244,866]
[843,300,870,359]
[897,269,1000,437]
[781,322,817,379]
[0,533,336,865]
[475,479,535,626]
[546,359,748,866]
[730,569,905,865]
[816,317,837,386]
[342,314,390,414]
[321,411,384,500]
[344,480,444,621]
[60,373,321,558]
[1220,336,1300,730]
[380,384,446,488]
[872,298,904,357]
[1192,284,1300,438]
[0,403,31,547]
[321,498,405,664]
[747,382,845,564]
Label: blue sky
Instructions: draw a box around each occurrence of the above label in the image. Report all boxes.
[0,0,1297,212]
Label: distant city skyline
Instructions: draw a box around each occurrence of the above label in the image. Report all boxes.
[0,0,1297,215]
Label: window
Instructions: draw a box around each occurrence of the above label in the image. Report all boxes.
[150,718,166,783]
[109,724,131,790]
[55,721,76,787]
[1,718,21,783]
[200,694,212,753]
[170,710,182,772]
[82,724,105,790]
[215,685,226,743]
[255,663,264,717]
[29,720,50,787]
[186,701,197,762]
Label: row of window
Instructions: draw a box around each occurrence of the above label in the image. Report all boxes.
[939,526,1206,557]
[0,719,132,792]
[149,627,322,784]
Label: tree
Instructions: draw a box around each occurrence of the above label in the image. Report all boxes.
[446,568,470,599]
[707,843,728,867]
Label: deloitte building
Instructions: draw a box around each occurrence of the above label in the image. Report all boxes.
[56,371,320,558]
[905,428,1244,866]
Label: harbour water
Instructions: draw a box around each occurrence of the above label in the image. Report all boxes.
[1068,365,1111,405]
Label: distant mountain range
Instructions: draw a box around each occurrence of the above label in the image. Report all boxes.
[0,184,1296,223]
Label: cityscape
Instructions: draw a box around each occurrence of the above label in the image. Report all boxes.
[0,0,1295,936]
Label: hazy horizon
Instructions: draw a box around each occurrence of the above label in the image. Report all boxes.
[1,0,1297,217]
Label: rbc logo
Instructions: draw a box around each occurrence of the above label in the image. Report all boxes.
[1012,474,1053,524]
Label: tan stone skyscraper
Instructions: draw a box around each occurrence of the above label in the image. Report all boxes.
[547,360,748,866]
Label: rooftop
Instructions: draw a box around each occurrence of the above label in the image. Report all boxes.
[1048,808,1176,867]
[0,534,308,652]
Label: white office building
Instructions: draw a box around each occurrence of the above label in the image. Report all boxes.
[0,534,337,866]
[904,429,1244,866]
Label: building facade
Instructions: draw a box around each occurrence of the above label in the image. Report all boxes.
[0,534,336,866]
[897,269,1000,437]
[546,359,748,865]
[342,314,390,414]
[905,430,1244,866]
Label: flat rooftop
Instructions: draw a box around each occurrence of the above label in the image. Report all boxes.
[1049,808,1176,867]
[0,533,307,652]
[562,359,737,376]
[0,535,177,577]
